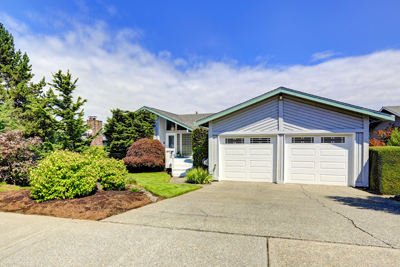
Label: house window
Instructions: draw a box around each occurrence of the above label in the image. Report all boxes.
[250,138,271,144]
[166,120,175,130]
[292,137,314,143]
[225,138,244,144]
[321,137,345,143]
[182,133,192,156]
[177,124,186,130]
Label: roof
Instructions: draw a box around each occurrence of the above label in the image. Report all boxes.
[141,106,215,131]
[194,87,395,126]
[381,106,400,117]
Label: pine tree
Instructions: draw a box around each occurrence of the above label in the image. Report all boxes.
[0,23,44,110]
[50,70,95,152]
[0,100,24,132]
[104,109,156,159]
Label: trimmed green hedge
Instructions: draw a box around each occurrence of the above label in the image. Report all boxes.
[191,128,208,169]
[369,146,400,195]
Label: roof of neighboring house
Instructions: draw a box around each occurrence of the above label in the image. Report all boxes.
[141,106,215,131]
[380,106,400,117]
[194,87,395,126]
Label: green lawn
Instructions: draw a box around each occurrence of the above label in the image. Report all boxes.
[0,182,30,192]
[126,172,202,198]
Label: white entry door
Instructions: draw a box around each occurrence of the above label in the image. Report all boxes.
[220,136,276,182]
[165,133,176,168]
[285,135,352,186]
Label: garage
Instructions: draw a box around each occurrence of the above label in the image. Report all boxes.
[219,136,276,182]
[285,135,352,186]
[195,87,394,187]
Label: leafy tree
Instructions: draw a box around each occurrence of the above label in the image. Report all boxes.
[49,70,96,152]
[0,100,24,132]
[104,109,156,159]
[0,130,42,185]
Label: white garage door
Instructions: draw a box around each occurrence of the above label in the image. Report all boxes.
[220,136,276,182]
[285,135,352,186]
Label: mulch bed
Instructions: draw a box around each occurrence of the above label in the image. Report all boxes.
[0,187,162,221]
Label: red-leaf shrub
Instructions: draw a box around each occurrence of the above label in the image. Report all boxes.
[0,130,42,185]
[124,138,165,172]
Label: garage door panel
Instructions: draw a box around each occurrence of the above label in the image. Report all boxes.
[286,135,351,186]
[320,162,346,170]
[290,148,315,156]
[290,173,315,181]
[225,160,246,167]
[250,148,272,155]
[320,174,346,182]
[320,149,346,156]
[225,172,246,179]
[250,160,272,167]
[224,148,246,156]
[221,137,276,182]
[291,161,315,169]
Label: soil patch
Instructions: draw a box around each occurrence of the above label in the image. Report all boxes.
[0,188,162,220]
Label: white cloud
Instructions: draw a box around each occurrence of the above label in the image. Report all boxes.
[3,15,400,123]
[311,50,340,62]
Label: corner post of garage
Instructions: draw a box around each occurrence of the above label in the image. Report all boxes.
[276,93,285,184]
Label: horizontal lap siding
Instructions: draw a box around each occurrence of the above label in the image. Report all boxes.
[283,98,363,131]
[213,98,279,132]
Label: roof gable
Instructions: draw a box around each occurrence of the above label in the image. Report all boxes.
[194,87,394,126]
[381,106,400,117]
[141,106,214,130]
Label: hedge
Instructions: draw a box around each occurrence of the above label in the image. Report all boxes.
[369,146,400,195]
[191,128,208,169]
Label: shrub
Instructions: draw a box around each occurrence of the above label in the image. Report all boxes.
[30,149,128,202]
[93,158,127,191]
[30,150,97,202]
[191,128,208,169]
[82,146,108,160]
[130,187,140,193]
[387,128,400,146]
[124,138,165,172]
[369,146,400,195]
[0,130,42,185]
[191,128,208,150]
[192,146,208,169]
[185,167,213,184]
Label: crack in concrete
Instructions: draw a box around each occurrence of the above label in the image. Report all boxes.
[300,186,395,249]
[102,220,400,250]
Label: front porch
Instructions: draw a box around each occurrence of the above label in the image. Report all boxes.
[165,132,193,177]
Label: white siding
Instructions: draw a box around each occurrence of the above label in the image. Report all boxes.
[355,132,364,185]
[283,98,364,131]
[213,98,279,133]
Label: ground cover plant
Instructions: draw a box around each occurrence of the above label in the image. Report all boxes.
[127,172,202,198]
[185,167,213,184]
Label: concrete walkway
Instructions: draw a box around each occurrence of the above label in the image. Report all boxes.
[1,182,400,266]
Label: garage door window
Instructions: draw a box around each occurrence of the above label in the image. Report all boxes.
[250,137,270,144]
[291,137,314,143]
[225,138,244,144]
[321,137,345,143]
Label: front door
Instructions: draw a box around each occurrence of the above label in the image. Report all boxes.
[165,133,177,168]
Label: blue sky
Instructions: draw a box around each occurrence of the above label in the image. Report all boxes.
[2,1,400,120]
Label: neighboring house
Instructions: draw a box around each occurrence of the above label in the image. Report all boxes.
[193,87,394,187]
[140,106,215,177]
[370,106,400,138]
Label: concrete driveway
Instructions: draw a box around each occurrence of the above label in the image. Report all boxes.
[1,182,400,266]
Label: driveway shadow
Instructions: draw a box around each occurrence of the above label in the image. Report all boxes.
[325,195,400,215]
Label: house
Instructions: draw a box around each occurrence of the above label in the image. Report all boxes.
[140,106,215,177]
[193,87,394,187]
[370,106,400,138]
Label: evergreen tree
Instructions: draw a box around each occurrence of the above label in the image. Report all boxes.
[0,100,24,132]
[104,109,156,159]
[50,70,95,152]
[0,23,44,110]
